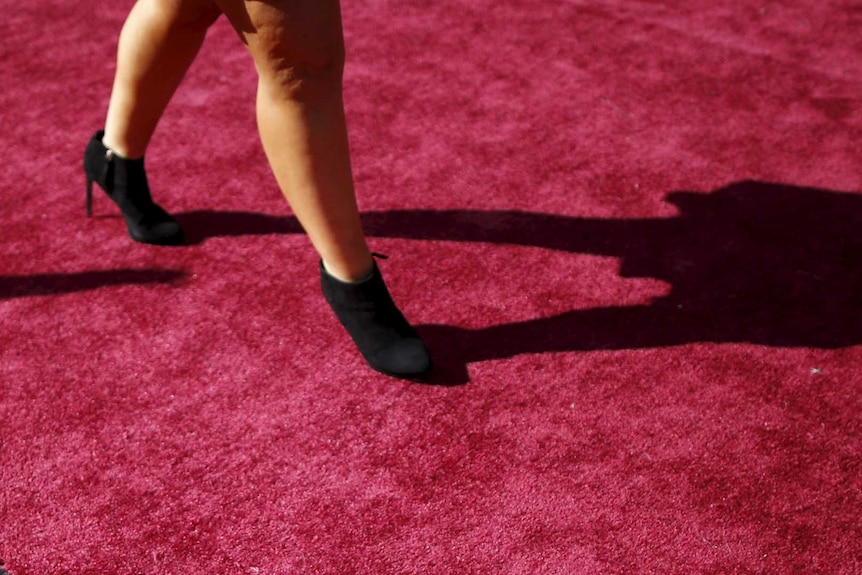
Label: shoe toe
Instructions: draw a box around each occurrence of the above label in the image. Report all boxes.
[372,338,432,377]
[132,220,184,245]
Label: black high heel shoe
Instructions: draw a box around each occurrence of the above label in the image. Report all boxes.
[320,256,432,379]
[83,130,184,245]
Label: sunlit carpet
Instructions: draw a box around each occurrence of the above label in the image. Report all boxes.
[1,1,860,573]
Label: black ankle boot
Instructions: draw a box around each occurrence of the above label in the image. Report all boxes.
[321,257,432,378]
[83,130,184,245]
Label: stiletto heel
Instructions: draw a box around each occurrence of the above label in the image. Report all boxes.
[320,256,432,379]
[86,177,93,218]
[83,130,183,245]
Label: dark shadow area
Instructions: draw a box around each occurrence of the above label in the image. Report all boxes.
[0,269,186,300]
[176,181,862,384]
[177,210,304,244]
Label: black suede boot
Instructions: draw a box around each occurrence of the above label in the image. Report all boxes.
[83,130,184,245]
[320,257,432,378]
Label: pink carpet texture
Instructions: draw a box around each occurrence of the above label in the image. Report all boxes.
[1,0,861,573]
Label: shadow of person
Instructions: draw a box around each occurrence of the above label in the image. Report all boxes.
[176,180,862,384]
[0,269,186,300]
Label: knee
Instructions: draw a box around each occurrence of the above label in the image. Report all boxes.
[256,33,345,102]
[245,4,346,102]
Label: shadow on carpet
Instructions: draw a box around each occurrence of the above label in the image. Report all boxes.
[0,269,186,300]
[174,180,862,384]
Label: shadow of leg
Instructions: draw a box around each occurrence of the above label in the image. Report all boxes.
[0,269,186,300]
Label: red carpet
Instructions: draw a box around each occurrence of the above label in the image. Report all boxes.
[2,1,861,573]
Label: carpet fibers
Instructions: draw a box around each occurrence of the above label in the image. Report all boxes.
[1,1,861,573]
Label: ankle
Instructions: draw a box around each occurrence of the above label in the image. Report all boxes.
[321,256,375,283]
[101,131,144,160]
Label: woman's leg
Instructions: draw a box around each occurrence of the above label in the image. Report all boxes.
[86,0,221,244]
[215,0,430,376]
[214,0,373,282]
[103,0,221,158]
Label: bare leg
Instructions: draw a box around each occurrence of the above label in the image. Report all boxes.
[216,0,373,281]
[213,0,430,376]
[93,0,427,374]
[103,0,221,158]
